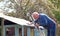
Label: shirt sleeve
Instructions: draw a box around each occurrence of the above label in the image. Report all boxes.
[42,15,56,29]
[44,15,56,25]
[34,20,38,24]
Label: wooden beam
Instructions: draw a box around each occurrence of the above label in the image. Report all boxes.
[1,18,4,36]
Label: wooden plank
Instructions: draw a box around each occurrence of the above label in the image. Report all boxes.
[22,26,24,36]
[15,26,19,36]
[1,18,4,36]
[27,27,30,36]
[34,28,40,36]
[24,27,27,36]
[30,28,34,36]
[4,27,6,36]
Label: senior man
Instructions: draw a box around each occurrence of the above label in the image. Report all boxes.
[32,12,56,36]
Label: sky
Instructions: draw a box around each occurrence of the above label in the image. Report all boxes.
[0,0,16,13]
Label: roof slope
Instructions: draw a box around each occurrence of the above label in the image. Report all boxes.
[0,13,34,26]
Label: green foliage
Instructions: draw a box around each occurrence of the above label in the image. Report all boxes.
[52,10,60,24]
[57,0,60,8]
[48,0,60,24]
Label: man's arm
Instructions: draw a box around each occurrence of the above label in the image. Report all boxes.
[44,14,56,25]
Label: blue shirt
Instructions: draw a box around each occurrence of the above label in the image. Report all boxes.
[34,13,56,36]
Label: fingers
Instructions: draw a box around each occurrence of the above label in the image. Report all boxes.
[35,23,39,26]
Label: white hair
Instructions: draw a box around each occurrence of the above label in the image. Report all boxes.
[32,12,39,20]
[32,12,39,15]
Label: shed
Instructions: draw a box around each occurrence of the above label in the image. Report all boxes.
[0,13,47,36]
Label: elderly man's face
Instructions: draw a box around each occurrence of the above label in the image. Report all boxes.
[33,14,39,19]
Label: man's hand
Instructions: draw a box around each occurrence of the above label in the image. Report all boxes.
[35,23,39,27]
[35,23,40,30]
[27,22,33,25]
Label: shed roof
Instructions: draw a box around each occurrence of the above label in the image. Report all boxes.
[0,13,34,27]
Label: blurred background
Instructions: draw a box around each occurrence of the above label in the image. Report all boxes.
[0,0,60,36]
